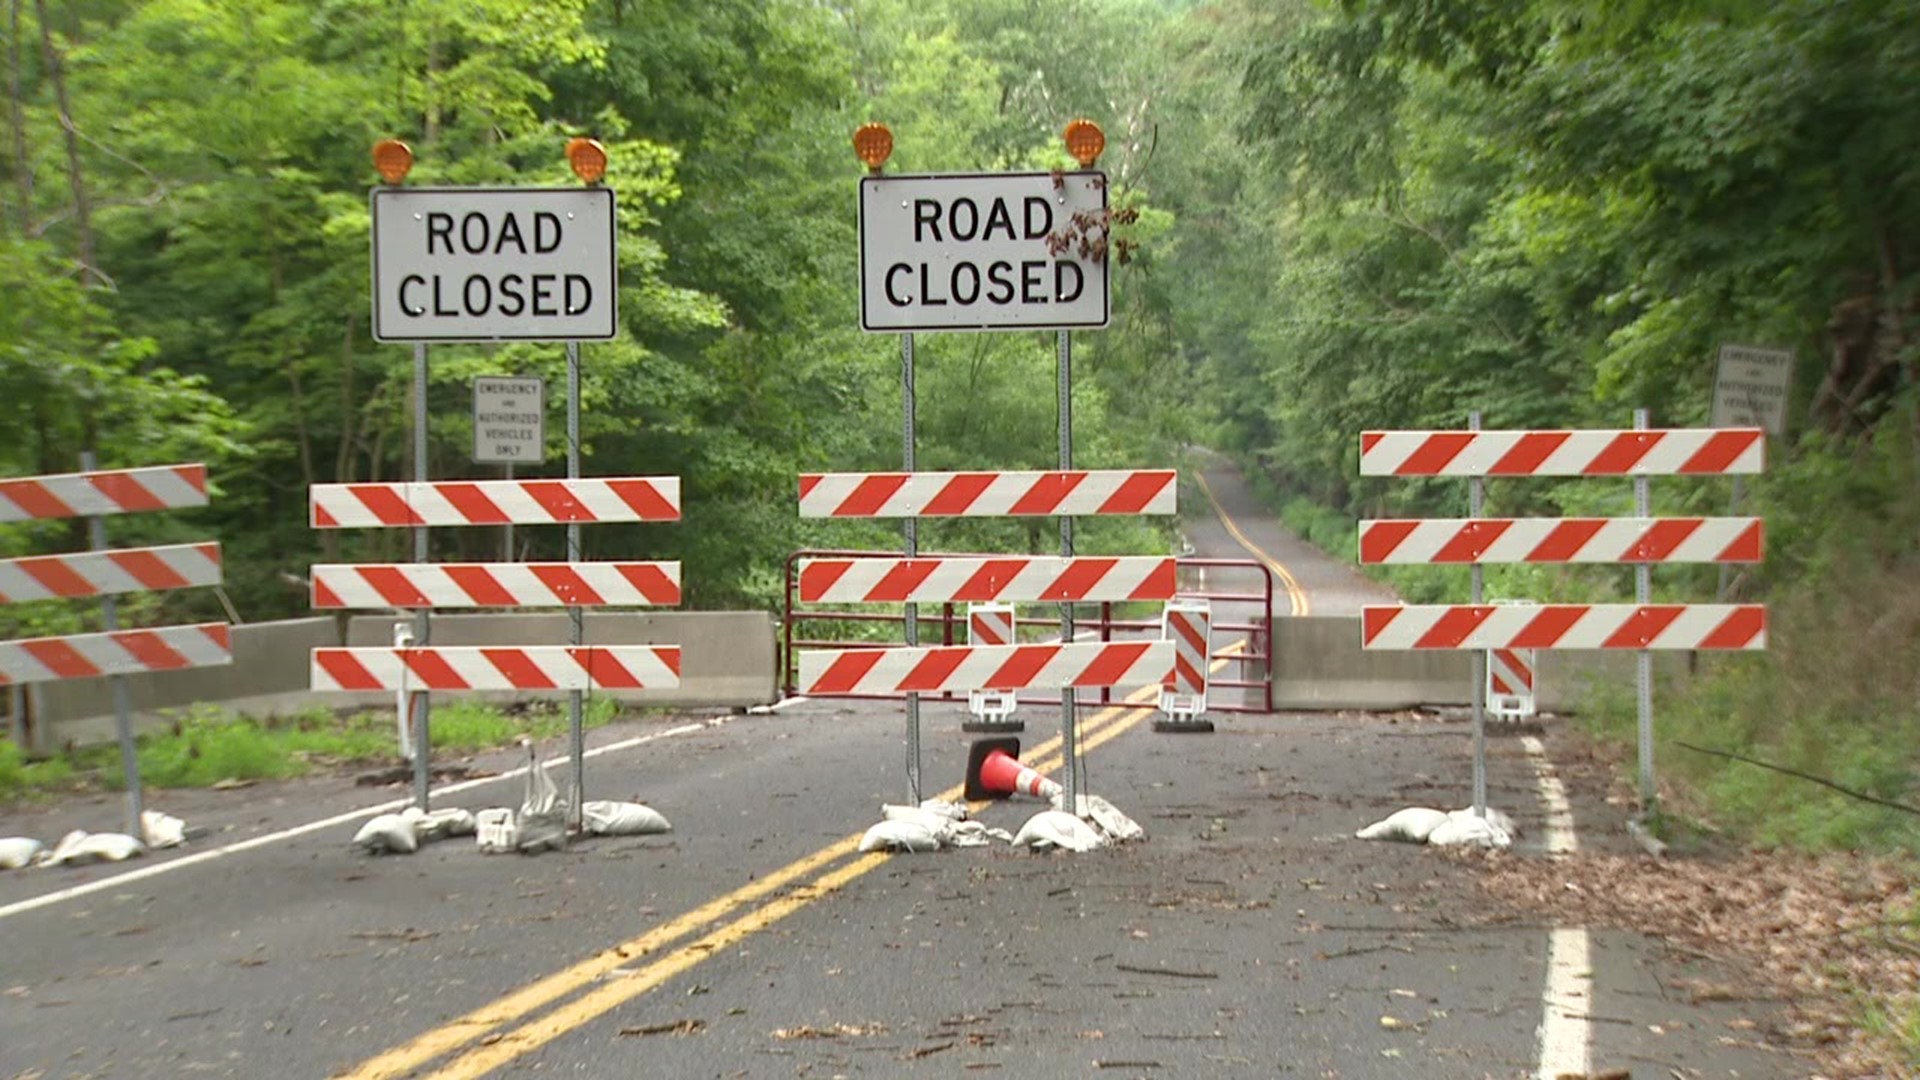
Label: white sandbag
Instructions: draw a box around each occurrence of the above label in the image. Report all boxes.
[140,810,188,850]
[516,744,568,854]
[881,804,959,833]
[0,836,45,870]
[943,820,994,848]
[1427,811,1512,849]
[45,829,144,866]
[914,800,969,821]
[1450,805,1519,839]
[1355,806,1449,843]
[353,813,420,855]
[858,820,941,853]
[1056,793,1144,843]
[581,800,672,836]
[475,808,518,853]
[398,806,476,844]
[1010,810,1106,853]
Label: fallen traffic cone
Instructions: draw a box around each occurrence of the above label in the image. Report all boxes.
[963,737,1063,802]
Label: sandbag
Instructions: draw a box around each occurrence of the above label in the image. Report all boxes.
[1057,793,1144,843]
[0,836,44,870]
[1010,810,1105,853]
[141,810,188,850]
[44,829,144,866]
[581,800,672,836]
[516,743,568,854]
[402,806,476,843]
[352,813,420,855]
[1428,810,1512,849]
[858,820,941,853]
[1355,806,1450,843]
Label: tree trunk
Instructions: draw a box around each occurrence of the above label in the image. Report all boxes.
[33,0,93,285]
[7,0,33,233]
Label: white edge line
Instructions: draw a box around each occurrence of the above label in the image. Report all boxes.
[0,714,733,922]
[1523,734,1591,1079]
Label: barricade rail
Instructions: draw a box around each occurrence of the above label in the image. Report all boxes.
[781,549,1274,712]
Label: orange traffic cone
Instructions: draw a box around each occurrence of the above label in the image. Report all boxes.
[964,737,1063,802]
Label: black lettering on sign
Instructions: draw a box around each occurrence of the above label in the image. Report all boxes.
[1020,260,1047,304]
[461,213,490,254]
[1024,197,1052,239]
[918,264,947,306]
[952,263,981,305]
[498,275,526,316]
[535,212,563,253]
[1055,261,1084,303]
[463,275,491,316]
[564,274,593,316]
[950,198,979,241]
[399,275,428,315]
[913,200,942,243]
[426,213,455,255]
[885,264,913,306]
[432,276,458,316]
[983,198,1016,241]
[986,261,1015,304]
[493,214,527,255]
[531,274,558,316]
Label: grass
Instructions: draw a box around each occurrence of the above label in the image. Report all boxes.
[0,696,625,801]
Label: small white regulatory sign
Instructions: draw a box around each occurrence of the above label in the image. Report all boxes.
[858,171,1110,332]
[1711,343,1794,435]
[371,187,617,342]
[472,376,545,464]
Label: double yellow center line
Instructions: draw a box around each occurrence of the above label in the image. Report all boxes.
[1193,469,1311,616]
[342,681,1179,1080]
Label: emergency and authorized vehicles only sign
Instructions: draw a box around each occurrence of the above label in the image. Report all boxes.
[371,187,617,342]
[859,171,1110,332]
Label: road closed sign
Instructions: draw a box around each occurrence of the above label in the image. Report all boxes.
[859,171,1110,332]
[371,187,617,342]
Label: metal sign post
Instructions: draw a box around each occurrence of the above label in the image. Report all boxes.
[1466,412,1487,820]
[77,450,143,836]
[1058,328,1077,811]
[410,343,432,810]
[1634,408,1655,807]
[902,332,922,805]
[566,342,586,829]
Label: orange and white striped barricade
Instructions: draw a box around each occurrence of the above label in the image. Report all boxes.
[0,460,225,834]
[965,602,1019,732]
[797,641,1172,696]
[1155,597,1213,733]
[1358,423,1769,816]
[1483,600,1538,721]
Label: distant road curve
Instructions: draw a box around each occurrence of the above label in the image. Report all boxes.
[1186,459,1398,618]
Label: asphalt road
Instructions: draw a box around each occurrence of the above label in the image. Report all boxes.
[0,463,1799,1080]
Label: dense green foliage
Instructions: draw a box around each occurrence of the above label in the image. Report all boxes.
[2,0,1916,853]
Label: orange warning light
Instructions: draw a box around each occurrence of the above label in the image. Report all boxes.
[566,138,608,184]
[1063,119,1105,168]
[852,123,893,172]
[372,139,413,185]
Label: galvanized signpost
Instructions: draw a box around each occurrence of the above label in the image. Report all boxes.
[366,140,617,820]
[852,123,1114,808]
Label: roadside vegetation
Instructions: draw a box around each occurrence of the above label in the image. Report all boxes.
[0,698,621,802]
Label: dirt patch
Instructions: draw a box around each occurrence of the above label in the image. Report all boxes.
[1465,847,1918,1077]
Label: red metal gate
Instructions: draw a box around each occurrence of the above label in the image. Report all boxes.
[780,549,1274,713]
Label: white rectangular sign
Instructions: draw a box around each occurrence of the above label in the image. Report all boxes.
[859,171,1110,332]
[371,187,617,342]
[472,376,545,464]
[1711,343,1793,435]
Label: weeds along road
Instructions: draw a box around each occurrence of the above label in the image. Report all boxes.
[0,464,1797,1079]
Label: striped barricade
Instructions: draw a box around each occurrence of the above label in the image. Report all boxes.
[1361,604,1767,651]
[310,477,680,528]
[312,646,681,692]
[965,603,1018,730]
[798,555,1174,604]
[1486,648,1537,720]
[1,464,209,522]
[311,562,681,609]
[1359,428,1764,477]
[798,469,1175,518]
[1358,518,1764,565]
[799,641,1173,696]
[0,543,222,602]
[1155,598,1212,733]
[1,624,233,686]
